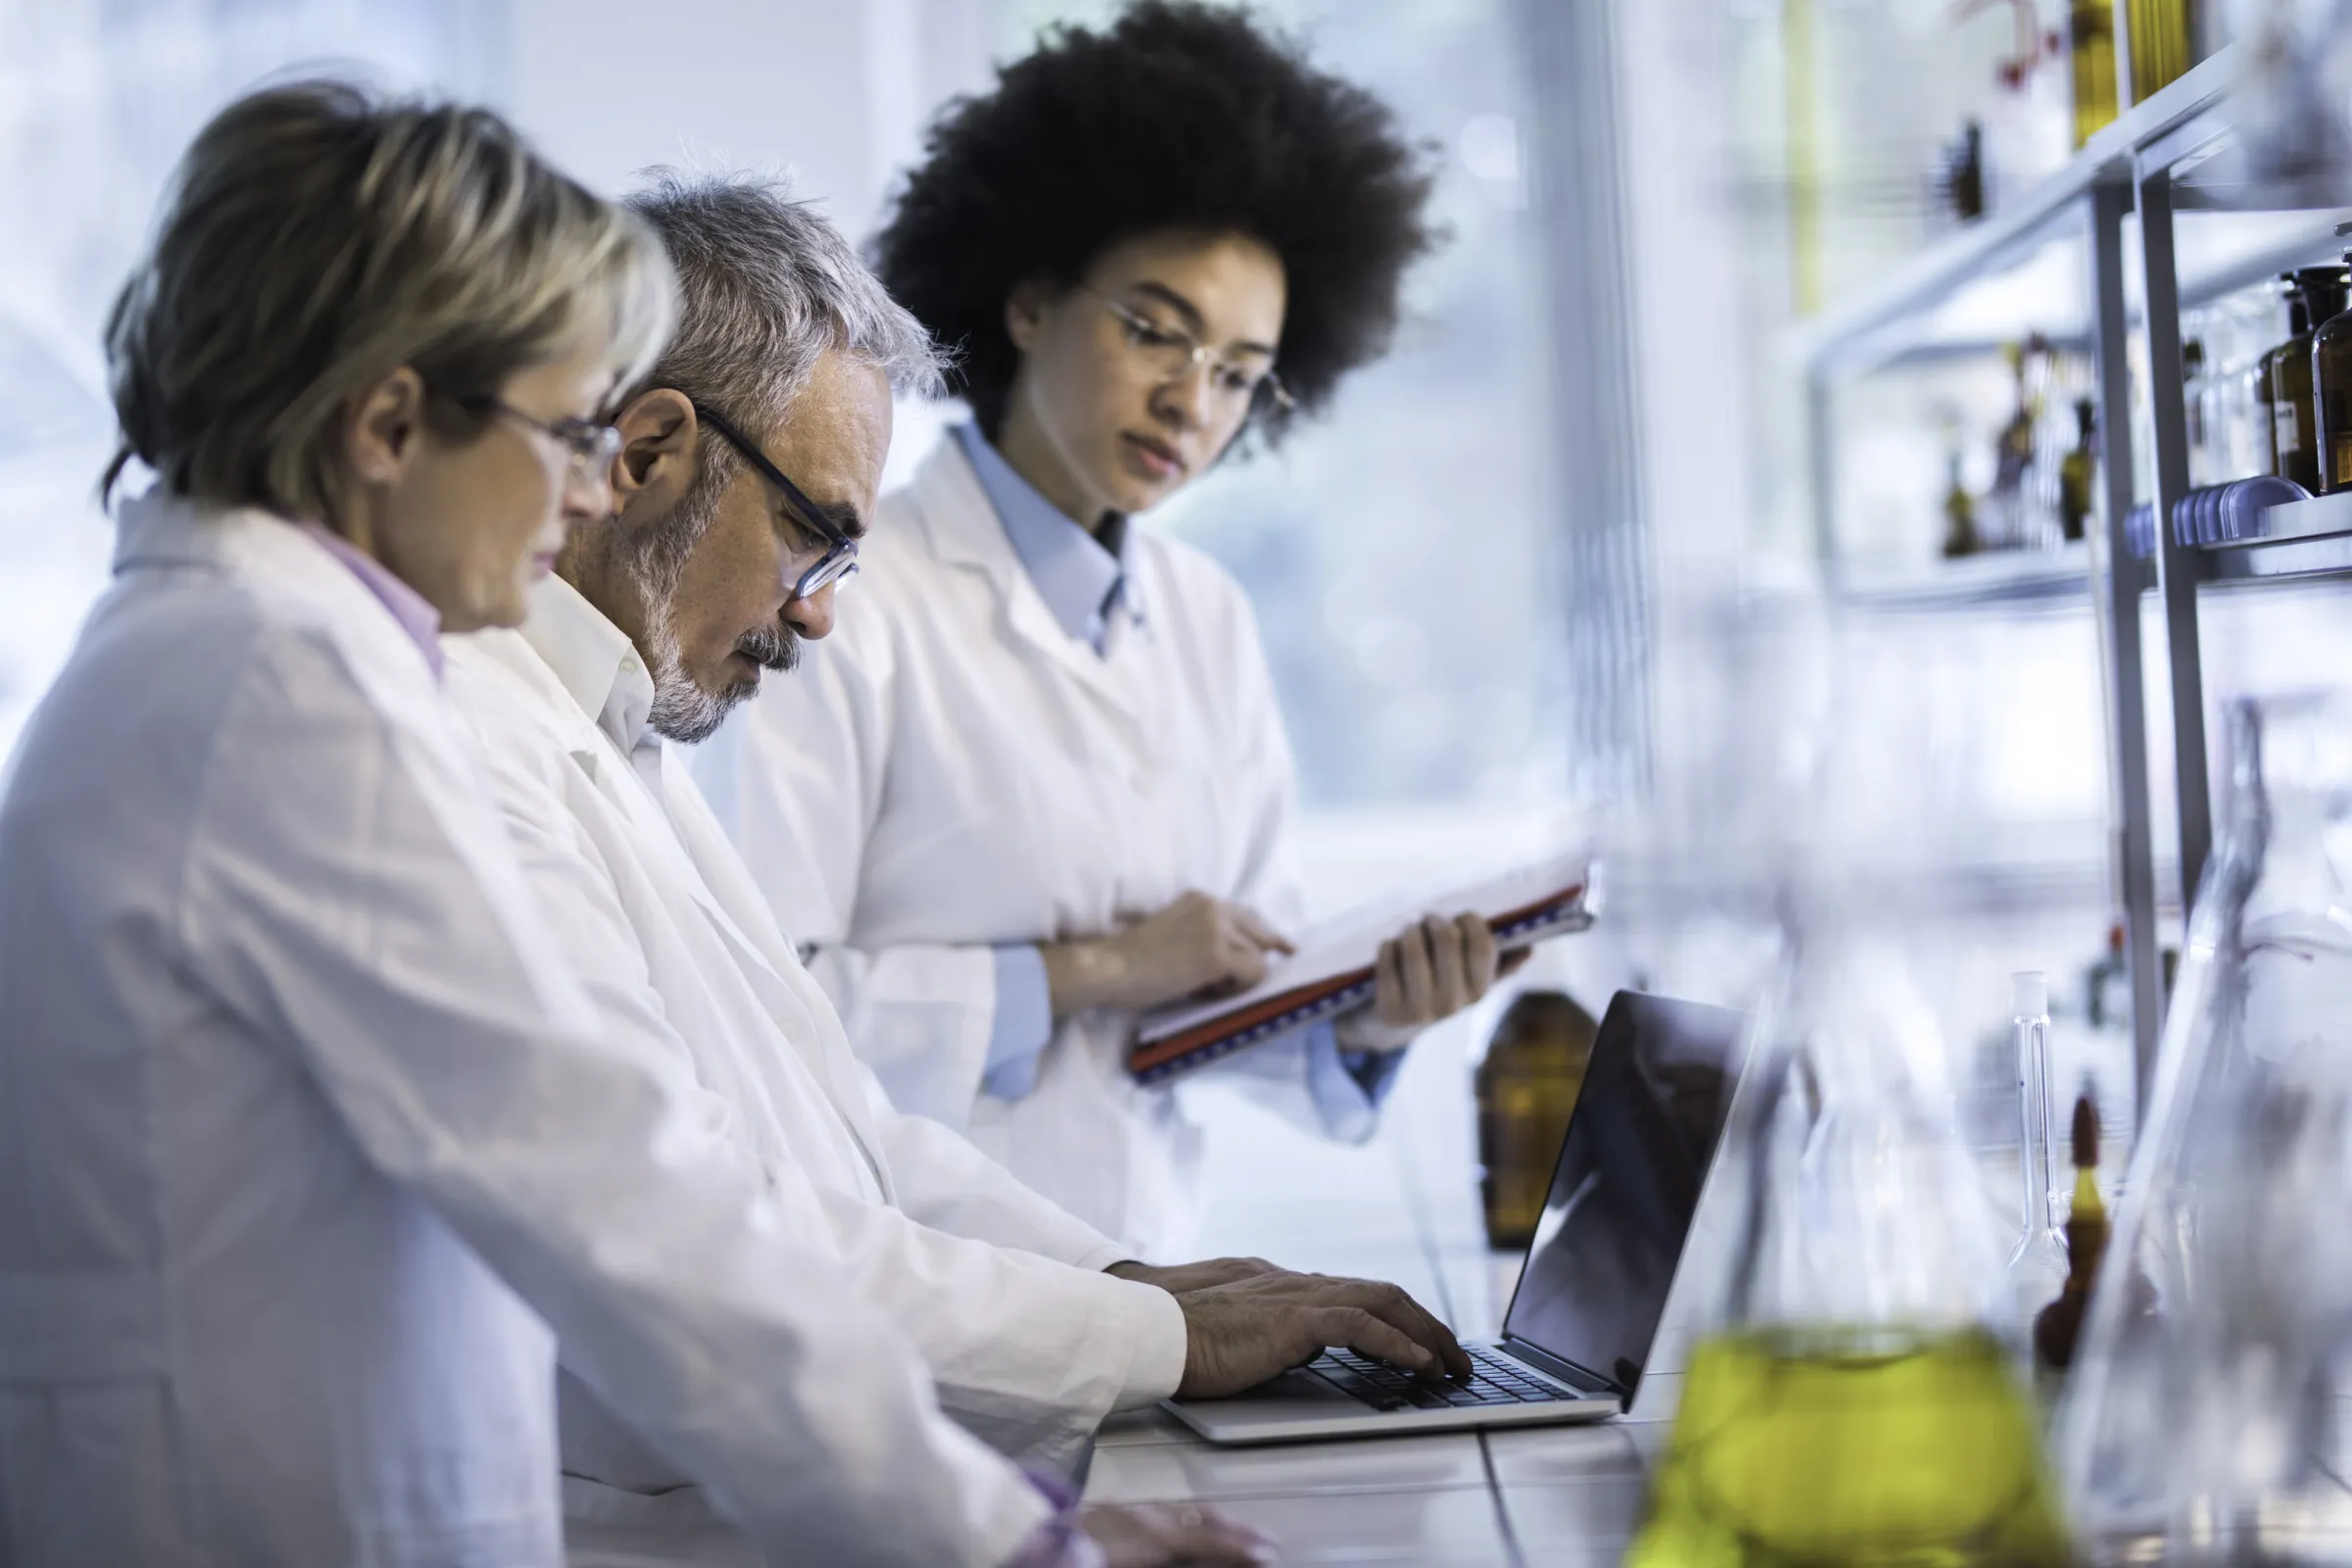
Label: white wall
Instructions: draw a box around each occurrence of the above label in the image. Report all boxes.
[494,0,996,238]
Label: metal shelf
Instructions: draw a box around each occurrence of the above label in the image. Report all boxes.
[2202,490,2352,584]
[1794,49,2240,379]
[1834,542,2124,610]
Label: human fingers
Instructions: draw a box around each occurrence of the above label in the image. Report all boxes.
[1335,1277,1474,1382]
[1424,912,1471,1014]
[1082,1501,1281,1567]
[1218,928,1272,991]
[1227,903,1296,956]
[1312,1304,1443,1377]
[1461,913,1499,994]
[1388,918,1437,1023]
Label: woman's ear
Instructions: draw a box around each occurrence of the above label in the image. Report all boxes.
[343,366,427,486]
[1004,280,1057,354]
[609,386,699,525]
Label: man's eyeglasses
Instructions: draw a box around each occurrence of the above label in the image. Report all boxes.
[1077,285,1296,415]
[688,399,861,602]
[459,397,622,485]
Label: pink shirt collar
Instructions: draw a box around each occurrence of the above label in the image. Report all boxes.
[300,524,444,680]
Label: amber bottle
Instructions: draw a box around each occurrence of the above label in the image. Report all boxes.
[2070,0,2119,148]
[2313,233,2352,494]
[1475,991,1596,1250]
[2058,399,2096,544]
[2258,270,2332,491]
[2033,1094,2108,1376]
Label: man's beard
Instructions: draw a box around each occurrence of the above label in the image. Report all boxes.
[641,600,800,746]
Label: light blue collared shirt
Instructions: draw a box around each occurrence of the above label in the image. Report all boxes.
[956,423,1402,1119]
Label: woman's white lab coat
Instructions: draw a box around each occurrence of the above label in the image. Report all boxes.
[711,434,1368,1259]
[0,495,1048,1568]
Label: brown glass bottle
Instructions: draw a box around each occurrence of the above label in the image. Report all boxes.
[2263,274,2329,493]
[1475,990,1596,1249]
[2058,399,2096,544]
[2314,235,2352,494]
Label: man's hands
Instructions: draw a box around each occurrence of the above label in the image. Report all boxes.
[1078,1501,1279,1565]
[1041,892,1294,1017]
[1171,1271,1472,1398]
[1106,1256,1282,1295]
[1335,911,1523,1055]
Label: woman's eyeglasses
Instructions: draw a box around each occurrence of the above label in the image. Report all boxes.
[687,399,861,602]
[461,397,622,485]
[1077,285,1296,415]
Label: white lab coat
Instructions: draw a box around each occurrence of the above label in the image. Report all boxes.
[710,434,1363,1259]
[0,495,1049,1568]
[439,577,1185,1494]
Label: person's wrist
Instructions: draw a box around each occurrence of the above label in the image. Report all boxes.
[1041,936,1125,1015]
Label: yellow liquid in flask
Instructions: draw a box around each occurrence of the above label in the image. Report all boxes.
[1627,1327,2071,1568]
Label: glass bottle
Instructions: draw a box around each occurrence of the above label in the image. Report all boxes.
[2312,229,2352,495]
[2007,974,2070,1342]
[2264,276,2318,490]
[2053,693,2352,1560]
[1474,990,1595,1250]
[1942,448,1980,559]
[2182,338,2212,487]
[2126,0,2198,104]
[2059,399,2097,544]
[2032,1090,2109,1381]
[2071,0,2120,147]
[1627,927,2071,1568]
[2270,269,2346,495]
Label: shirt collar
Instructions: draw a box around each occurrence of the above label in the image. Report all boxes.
[954,421,1136,655]
[299,523,444,680]
[516,570,657,756]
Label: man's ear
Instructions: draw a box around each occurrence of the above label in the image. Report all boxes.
[343,366,427,488]
[610,386,699,526]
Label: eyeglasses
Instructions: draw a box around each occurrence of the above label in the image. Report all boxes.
[687,399,861,602]
[461,397,623,485]
[1078,285,1295,415]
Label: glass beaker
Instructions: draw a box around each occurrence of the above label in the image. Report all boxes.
[1627,926,2072,1568]
[2055,693,2352,1563]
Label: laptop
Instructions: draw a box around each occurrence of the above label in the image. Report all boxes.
[1164,990,1748,1445]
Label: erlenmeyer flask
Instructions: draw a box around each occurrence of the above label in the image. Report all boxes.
[1628,925,2072,1567]
[2055,693,2352,1563]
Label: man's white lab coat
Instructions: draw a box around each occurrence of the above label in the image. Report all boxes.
[439,576,1186,1493]
[705,434,1362,1259]
[0,495,1049,1568]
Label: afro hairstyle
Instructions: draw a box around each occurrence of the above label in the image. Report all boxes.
[870,1,1442,446]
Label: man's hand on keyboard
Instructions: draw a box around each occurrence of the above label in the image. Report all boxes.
[1172,1271,1473,1397]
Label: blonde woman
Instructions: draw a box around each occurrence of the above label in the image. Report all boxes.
[0,83,1265,1568]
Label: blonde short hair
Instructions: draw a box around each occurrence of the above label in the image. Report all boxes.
[103,80,676,522]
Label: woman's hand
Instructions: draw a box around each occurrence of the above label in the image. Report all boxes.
[1040,892,1294,1016]
[1334,911,1521,1055]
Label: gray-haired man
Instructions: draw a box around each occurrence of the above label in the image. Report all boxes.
[440,172,1468,1565]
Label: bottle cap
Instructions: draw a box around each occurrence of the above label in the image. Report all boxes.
[2013,970,2049,1019]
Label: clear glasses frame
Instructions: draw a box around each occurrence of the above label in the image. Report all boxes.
[1076,285,1296,415]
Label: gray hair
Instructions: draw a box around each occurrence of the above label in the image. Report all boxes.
[617,172,943,744]
[105,80,676,521]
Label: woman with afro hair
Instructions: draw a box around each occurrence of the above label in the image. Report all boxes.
[715,1,1509,1256]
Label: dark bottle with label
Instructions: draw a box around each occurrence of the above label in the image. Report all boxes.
[1941,449,1979,559]
[2266,268,2349,493]
[1475,990,1595,1250]
[2314,227,2352,494]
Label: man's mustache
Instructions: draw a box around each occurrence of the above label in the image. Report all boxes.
[736,625,800,673]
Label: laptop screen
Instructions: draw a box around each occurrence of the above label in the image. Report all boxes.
[1499,991,1748,1397]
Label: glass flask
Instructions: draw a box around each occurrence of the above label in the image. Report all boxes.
[2055,693,2352,1563]
[2007,971,2072,1345]
[1627,925,2072,1568]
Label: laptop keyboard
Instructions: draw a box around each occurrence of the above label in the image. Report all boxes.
[1309,1346,1583,1411]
